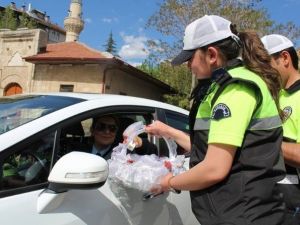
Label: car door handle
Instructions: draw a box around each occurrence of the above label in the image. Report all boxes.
[142,189,181,201]
[142,192,164,201]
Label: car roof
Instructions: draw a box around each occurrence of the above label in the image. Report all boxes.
[0,93,189,151]
[21,92,188,113]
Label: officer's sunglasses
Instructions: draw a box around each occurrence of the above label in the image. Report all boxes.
[95,122,118,133]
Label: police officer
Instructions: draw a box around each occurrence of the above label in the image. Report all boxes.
[146,15,286,225]
[262,34,300,225]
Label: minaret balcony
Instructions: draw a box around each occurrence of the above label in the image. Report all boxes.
[64,17,84,33]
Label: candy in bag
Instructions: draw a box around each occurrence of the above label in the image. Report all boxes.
[108,121,185,192]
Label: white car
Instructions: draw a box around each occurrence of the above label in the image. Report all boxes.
[0,93,198,225]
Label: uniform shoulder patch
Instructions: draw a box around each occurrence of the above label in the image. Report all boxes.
[211,103,231,120]
[283,106,292,122]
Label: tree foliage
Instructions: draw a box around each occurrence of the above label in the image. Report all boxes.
[103,31,118,55]
[0,7,38,30]
[271,21,300,42]
[19,12,38,29]
[138,57,192,109]
[147,0,300,60]
[143,0,300,108]
[0,7,18,30]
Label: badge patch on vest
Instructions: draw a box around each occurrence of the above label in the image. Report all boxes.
[211,103,231,120]
[283,106,292,122]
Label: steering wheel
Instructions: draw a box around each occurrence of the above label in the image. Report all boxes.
[24,152,48,183]
[30,153,48,169]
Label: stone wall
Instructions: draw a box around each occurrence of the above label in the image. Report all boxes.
[104,68,165,101]
[31,64,104,93]
[0,29,47,95]
[0,28,170,101]
[31,63,166,101]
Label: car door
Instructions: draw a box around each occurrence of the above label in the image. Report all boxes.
[156,109,199,225]
[0,106,190,225]
[53,107,176,225]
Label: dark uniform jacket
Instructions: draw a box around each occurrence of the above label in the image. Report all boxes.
[189,60,286,225]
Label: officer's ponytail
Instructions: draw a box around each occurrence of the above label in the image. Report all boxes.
[211,30,282,118]
[237,31,282,117]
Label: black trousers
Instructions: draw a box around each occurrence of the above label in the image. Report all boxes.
[278,183,300,225]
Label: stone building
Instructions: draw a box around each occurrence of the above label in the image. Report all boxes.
[0,2,66,43]
[64,0,84,42]
[24,41,173,100]
[0,29,54,96]
[0,1,174,100]
[0,2,66,96]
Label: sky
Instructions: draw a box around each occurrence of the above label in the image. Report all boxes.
[0,0,300,66]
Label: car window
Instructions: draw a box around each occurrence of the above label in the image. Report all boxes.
[158,110,190,157]
[0,132,55,191]
[0,95,84,134]
[57,112,156,161]
[165,110,189,134]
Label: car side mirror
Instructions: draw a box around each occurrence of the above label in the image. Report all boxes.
[48,151,108,192]
[37,152,108,214]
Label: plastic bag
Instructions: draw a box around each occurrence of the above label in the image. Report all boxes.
[108,121,186,192]
[123,121,145,151]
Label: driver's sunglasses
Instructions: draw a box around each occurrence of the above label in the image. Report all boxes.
[95,122,118,133]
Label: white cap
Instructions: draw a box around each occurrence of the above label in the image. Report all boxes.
[261,34,294,55]
[172,15,240,65]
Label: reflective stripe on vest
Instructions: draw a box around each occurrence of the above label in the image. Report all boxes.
[194,118,210,130]
[194,115,281,131]
[249,115,282,130]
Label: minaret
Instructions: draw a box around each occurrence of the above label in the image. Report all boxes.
[64,0,84,42]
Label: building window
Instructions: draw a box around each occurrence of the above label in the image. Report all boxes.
[119,92,127,95]
[60,85,74,92]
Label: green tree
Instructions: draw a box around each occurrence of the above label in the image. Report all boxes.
[138,57,192,109]
[0,10,4,28]
[271,21,300,42]
[0,7,38,30]
[19,12,38,29]
[143,0,300,108]
[0,7,18,30]
[147,0,300,61]
[103,31,118,55]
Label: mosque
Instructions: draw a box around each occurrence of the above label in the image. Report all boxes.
[0,0,173,100]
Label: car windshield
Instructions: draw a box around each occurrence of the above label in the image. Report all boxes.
[0,95,84,134]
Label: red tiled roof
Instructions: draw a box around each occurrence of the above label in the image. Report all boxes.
[23,41,175,92]
[24,42,110,62]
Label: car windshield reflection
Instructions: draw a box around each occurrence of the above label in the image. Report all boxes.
[0,95,84,134]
